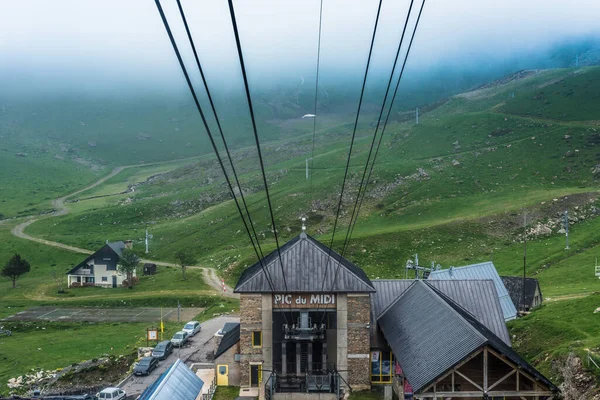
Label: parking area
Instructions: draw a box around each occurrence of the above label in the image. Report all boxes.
[1,306,204,323]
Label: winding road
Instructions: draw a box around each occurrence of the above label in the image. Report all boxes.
[10,161,237,298]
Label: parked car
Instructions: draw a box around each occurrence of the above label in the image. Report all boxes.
[182,320,201,337]
[152,340,174,360]
[133,356,159,376]
[95,387,126,400]
[170,330,189,347]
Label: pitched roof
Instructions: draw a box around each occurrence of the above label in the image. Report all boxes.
[234,233,375,293]
[428,261,517,321]
[377,281,558,394]
[138,359,204,400]
[371,279,510,345]
[215,323,240,359]
[66,242,125,275]
[501,276,542,308]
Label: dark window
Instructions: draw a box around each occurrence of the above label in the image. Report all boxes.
[252,331,262,347]
[102,277,108,282]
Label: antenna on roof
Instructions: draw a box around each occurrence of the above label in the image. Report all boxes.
[301,217,307,232]
[106,239,109,244]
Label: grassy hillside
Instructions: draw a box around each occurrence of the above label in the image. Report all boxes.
[2,66,600,391]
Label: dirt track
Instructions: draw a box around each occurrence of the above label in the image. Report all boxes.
[9,160,238,299]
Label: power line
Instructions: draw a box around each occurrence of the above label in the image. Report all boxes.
[344,0,427,248]
[227,0,290,295]
[174,0,270,271]
[337,0,416,260]
[154,0,283,319]
[314,0,384,315]
[309,0,324,212]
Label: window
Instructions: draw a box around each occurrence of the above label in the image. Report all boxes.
[102,277,108,282]
[371,351,394,383]
[252,331,262,348]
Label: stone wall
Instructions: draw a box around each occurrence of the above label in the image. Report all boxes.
[347,294,371,391]
[240,294,263,386]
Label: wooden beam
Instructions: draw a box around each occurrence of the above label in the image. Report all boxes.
[422,348,484,392]
[488,369,516,391]
[455,370,483,391]
[483,347,488,392]
[429,391,553,397]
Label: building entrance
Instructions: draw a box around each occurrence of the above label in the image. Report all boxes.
[272,309,336,392]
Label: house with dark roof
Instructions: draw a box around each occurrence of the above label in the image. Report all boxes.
[214,322,241,386]
[67,241,135,288]
[233,232,558,399]
[428,261,518,321]
[501,276,543,311]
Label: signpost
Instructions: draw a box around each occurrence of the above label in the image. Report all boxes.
[146,327,159,346]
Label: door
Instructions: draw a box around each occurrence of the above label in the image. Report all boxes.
[217,365,229,386]
[250,364,261,387]
[112,275,117,288]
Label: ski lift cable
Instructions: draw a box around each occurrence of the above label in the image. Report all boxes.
[174,0,291,320]
[337,0,417,260]
[227,0,290,296]
[313,0,384,318]
[309,0,324,212]
[154,0,283,316]
[344,0,427,249]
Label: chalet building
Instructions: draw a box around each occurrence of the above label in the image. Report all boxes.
[501,276,543,311]
[67,241,135,288]
[234,232,558,399]
[428,261,518,321]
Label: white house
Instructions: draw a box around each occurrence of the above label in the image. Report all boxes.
[67,241,136,288]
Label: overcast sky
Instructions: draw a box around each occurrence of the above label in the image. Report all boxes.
[1,0,599,94]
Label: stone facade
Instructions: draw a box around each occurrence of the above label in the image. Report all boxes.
[240,294,263,387]
[347,294,371,391]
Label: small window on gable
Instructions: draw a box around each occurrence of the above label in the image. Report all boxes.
[252,331,262,348]
[103,258,111,261]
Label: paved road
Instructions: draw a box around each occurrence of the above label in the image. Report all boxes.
[121,315,239,398]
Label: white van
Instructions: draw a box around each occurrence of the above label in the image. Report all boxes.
[96,387,126,400]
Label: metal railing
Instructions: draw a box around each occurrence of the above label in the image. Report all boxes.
[273,362,336,375]
[265,367,344,398]
[201,376,217,400]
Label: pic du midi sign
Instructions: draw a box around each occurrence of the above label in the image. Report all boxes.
[273,293,336,308]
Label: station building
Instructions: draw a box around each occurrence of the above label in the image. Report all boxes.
[233,232,559,399]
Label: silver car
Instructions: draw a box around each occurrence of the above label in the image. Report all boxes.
[170,330,189,347]
[182,321,201,337]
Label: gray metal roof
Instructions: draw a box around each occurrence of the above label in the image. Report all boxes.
[377,281,558,394]
[501,276,542,309]
[215,323,240,359]
[428,261,517,321]
[138,359,203,400]
[371,279,510,345]
[234,233,375,293]
[66,241,125,275]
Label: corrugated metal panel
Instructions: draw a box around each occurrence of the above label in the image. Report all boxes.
[428,261,517,321]
[378,281,558,394]
[378,281,486,392]
[234,233,375,293]
[371,280,510,345]
[138,359,204,400]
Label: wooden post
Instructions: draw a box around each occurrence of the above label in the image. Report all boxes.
[483,348,488,393]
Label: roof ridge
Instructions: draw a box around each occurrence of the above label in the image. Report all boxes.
[377,280,419,321]
[304,234,375,290]
[421,281,488,343]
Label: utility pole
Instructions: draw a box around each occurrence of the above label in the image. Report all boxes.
[306,158,309,180]
[416,107,419,125]
[564,210,570,250]
[145,229,149,254]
